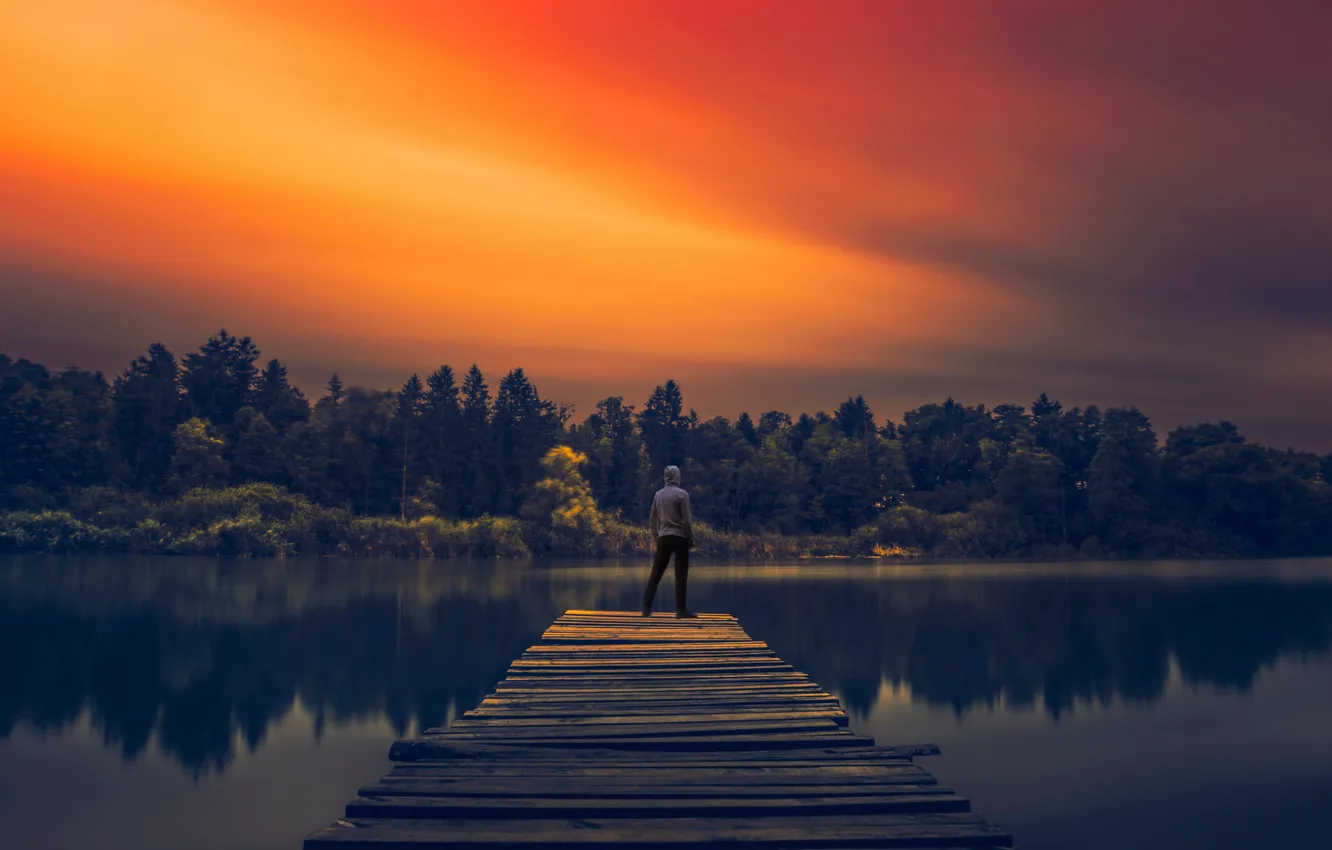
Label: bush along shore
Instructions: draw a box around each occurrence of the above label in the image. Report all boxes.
[0,456,859,559]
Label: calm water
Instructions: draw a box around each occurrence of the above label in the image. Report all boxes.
[3,557,1332,850]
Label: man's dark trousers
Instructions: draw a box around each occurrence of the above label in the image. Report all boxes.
[643,534,690,612]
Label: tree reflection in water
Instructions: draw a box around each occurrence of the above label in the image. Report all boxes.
[2,557,1330,776]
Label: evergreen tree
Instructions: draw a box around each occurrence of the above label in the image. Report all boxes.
[757,410,792,438]
[395,374,425,519]
[994,446,1065,549]
[255,358,309,432]
[326,373,344,406]
[736,412,759,446]
[181,330,260,430]
[493,368,561,515]
[111,343,182,493]
[580,396,643,515]
[1086,407,1161,554]
[422,365,462,515]
[639,380,688,470]
[834,395,875,439]
[230,407,283,484]
[338,387,397,516]
[0,358,73,495]
[1031,393,1063,417]
[459,365,494,516]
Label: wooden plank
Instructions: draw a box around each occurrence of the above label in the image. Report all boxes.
[434,718,844,737]
[389,742,937,762]
[539,635,751,643]
[548,628,748,635]
[419,731,867,747]
[393,735,876,757]
[511,661,787,669]
[493,680,821,691]
[384,762,925,779]
[506,664,797,674]
[521,643,771,652]
[364,777,944,797]
[561,610,739,619]
[476,700,843,713]
[454,713,847,727]
[492,687,822,696]
[479,698,840,710]
[344,792,970,819]
[510,658,790,667]
[306,813,1013,848]
[514,659,782,666]
[461,709,850,727]
[479,693,842,706]
[540,634,751,639]
[495,679,817,687]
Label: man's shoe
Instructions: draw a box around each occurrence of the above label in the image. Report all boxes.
[675,610,698,618]
[641,608,652,617]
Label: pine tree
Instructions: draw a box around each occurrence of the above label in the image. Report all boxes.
[736,412,759,447]
[111,343,182,493]
[422,365,462,515]
[638,380,688,470]
[834,395,875,440]
[396,374,424,519]
[459,365,494,516]
[181,330,260,430]
[230,407,283,484]
[326,373,344,405]
[493,368,561,515]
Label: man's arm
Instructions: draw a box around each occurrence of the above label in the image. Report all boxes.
[648,495,660,541]
[682,492,695,546]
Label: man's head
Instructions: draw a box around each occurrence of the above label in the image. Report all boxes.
[664,465,681,487]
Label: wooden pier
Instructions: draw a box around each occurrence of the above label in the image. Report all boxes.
[306,610,1013,848]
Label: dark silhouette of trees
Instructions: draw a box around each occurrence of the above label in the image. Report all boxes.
[422,366,462,516]
[569,396,644,517]
[1086,407,1161,554]
[110,343,181,493]
[458,365,494,517]
[5,328,1332,557]
[493,368,562,515]
[395,374,424,519]
[639,380,688,470]
[255,358,308,432]
[169,418,228,493]
[230,408,281,485]
[180,330,260,431]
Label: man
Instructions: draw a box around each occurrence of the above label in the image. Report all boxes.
[643,465,696,617]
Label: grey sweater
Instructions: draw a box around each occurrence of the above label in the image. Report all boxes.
[649,465,694,545]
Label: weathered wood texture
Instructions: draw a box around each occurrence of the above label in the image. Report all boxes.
[307,611,1012,849]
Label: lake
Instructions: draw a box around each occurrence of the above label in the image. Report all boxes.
[2,557,1331,850]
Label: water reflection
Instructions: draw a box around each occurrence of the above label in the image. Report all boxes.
[2,557,1331,776]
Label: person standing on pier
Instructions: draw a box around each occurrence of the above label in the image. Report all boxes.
[643,465,696,617]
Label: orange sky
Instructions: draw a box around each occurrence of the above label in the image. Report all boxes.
[2,1,1331,446]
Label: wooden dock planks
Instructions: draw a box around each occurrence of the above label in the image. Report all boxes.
[307,610,1013,849]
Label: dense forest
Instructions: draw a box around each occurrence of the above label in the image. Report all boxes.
[2,330,1331,558]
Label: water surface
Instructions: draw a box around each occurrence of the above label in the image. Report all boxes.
[3,557,1331,850]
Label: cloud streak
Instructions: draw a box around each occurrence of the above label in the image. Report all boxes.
[1,0,1330,446]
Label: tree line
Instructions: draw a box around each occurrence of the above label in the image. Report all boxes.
[3,329,1331,557]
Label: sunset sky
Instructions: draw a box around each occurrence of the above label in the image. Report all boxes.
[2,0,1330,448]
